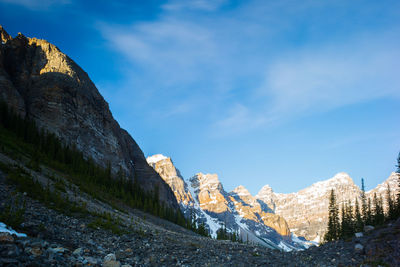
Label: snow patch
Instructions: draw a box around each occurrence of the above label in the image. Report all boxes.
[278,241,293,252]
[0,222,27,237]
[146,154,168,164]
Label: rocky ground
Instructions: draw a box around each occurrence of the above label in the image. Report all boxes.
[0,158,399,266]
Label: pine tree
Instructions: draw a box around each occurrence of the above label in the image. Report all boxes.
[360,178,368,223]
[372,193,384,225]
[366,197,372,225]
[386,183,395,221]
[324,189,340,242]
[396,152,400,218]
[340,201,355,239]
[354,198,363,232]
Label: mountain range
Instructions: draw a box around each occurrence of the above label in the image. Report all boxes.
[147,154,399,250]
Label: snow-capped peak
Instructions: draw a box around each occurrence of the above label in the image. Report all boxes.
[146,154,168,165]
[255,184,274,200]
[232,185,251,196]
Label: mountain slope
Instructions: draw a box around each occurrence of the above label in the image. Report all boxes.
[0,26,178,208]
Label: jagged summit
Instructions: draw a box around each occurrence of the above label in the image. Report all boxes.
[0,25,11,43]
[328,172,353,183]
[146,154,168,165]
[232,185,251,196]
[190,173,223,191]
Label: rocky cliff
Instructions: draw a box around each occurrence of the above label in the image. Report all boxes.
[0,26,178,209]
[147,154,306,251]
[256,172,400,243]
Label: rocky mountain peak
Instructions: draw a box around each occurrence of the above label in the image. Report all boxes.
[147,154,168,166]
[256,184,274,197]
[190,173,223,192]
[232,185,251,196]
[330,172,353,183]
[0,25,12,43]
[146,154,193,206]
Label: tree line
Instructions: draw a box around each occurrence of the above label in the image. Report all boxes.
[325,153,400,242]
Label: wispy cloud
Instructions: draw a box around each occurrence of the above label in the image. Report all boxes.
[98,0,400,135]
[162,0,227,12]
[260,31,400,118]
[0,0,70,10]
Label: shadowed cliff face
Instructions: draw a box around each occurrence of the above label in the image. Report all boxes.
[0,26,178,209]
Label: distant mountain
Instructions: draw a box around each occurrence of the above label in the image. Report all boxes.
[148,154,399,245]
[147,154,311,251]
[256,172,400,243]
[0,26,178,209]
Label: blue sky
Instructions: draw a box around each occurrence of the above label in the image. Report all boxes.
[1,0,399,194]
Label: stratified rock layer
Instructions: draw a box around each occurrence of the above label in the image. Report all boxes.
[0,26,178,209]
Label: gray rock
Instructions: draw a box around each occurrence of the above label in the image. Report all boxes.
[364,225,375,232]
[73,247,83,256]
[103,260,121,267]
[104,253,117,261]
[355,232,363,238]
[354,243,363,251]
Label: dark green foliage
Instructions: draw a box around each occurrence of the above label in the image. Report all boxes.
[361,178,368,223]
[366,197,373,225]
[386,184,396,220]
[396,152,400,218]
[0,193,25,229]
[4,165,87,215]
[324,189,340,242]
[87,212,126,235]
[184,209,211,237]
[372,193,384,226]
[340,201,354,239]
[216,224,240,242]
[354,198,363,232]
[0,101,191,231]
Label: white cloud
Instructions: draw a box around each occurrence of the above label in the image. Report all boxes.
[261,33,400,117]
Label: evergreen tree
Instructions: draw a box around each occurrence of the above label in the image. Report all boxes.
[360,178,368,223]
[386,183,395,221]
[354,198,363,232]
[372,193,384,225]
[324,189,340,242]
[396,152,400,218]
[366,197,372,225]
[340,201,355,239]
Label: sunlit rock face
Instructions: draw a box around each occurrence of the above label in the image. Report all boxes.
[147,154,305,251]
[229,185,290,237]
[190,173,230,214]
[147,155,194,206]
[0,26,178,209]
[367,172,399,205]
[256,172,400,243]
